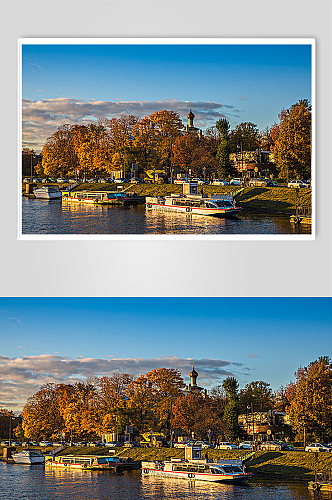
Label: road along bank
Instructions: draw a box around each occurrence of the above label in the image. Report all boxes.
[59,447,332,480]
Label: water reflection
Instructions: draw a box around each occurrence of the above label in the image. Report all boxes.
[22,197,311,235]
[0,462,316,500]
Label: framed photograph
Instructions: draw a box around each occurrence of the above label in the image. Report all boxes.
[18,38,315,240]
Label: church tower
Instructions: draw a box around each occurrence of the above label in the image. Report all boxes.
[185,105,202,136]
[186,361,206,396]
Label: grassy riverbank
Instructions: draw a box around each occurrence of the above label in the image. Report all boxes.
[73,183,311,215]
[59,447,332,480]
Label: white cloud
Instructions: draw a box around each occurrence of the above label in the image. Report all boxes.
[22,97,237,152]
[0,354,246,413]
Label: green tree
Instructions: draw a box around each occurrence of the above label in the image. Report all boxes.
[229,122,260,153]
[216,118,232,177]
[239,381,274,413]
[222,377,239,441]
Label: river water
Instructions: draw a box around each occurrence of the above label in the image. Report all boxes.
[0,462,320,500]
[22,198,311,235]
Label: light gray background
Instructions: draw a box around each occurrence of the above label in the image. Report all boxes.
[1,0,331,296]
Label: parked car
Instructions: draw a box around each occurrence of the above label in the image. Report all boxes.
[248,178,273,187]
[56,178,68,183]
[194,441,213,449]
[191,178,207,185]
[174,178,188,184]
[39,441,53,447]
[174,442,188,448]
[238,441,255,449]
[114,178,127,183]
[259,441,288,451]
[123,441,140,448]
[212,179,229,186]
[104,441,122,447]
[305,443,332,452]
[216,442,238,450]
[229,178,243,186]
[287,180,307,188]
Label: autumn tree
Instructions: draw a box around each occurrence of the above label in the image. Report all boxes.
[126,368,184,434]
[285,357,332,441]
[108,115,139,174]
[22,384,65,440]
[239,381,274,413]
[149,110,183,168]
[99,373,134,435]
[60,381,102,441]
[271,99,311,180]
[42,126,77,178]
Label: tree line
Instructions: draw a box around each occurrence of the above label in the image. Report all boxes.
[16,356,330,443]
[28,99,311,182]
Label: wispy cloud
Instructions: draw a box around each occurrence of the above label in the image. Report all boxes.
[7,317,21,324]
[22,97,237,152]
[0,354,247,413]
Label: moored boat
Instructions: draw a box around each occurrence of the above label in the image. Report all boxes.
[142,445,252,483]
[146,182,240,217]
[33,186,62,199]
[45,454,139,471]
[12,449,45,465]
[62,191,143,205]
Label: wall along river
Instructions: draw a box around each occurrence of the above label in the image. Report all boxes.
[0,461,322,500]
[22,198,311,235]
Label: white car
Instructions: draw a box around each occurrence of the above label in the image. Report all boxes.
[212,179,229,186]
[174,178,188,184]
[39,441,52,447]
[191,178,207,185]
[305,443,332,452]
[174,442,188,448]
[216,442,238,450]
[229,178,243,186]
[56,178,68,183]
[287,180,307,188]
[239,441,255,449]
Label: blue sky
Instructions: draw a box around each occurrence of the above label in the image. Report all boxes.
[22,43,312,151]
[0,298,329,412]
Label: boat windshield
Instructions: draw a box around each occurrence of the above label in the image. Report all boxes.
[214,200,233,208]
[220,465,243,473]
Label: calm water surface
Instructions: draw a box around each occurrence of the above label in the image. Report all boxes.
[0,462,321,500]
[22,198,311,235]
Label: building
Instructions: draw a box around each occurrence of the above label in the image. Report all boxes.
[185,106,202,137]
[229,150,275,178]
[238,410,291,441]
[186,362,206,396]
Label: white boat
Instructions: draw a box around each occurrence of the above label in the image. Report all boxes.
[146,182,240,217]
[141,445,252,483]
[33,186,62,199]
[142,458,251,483]
[12,449,45,464]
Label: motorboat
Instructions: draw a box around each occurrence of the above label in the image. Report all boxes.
[12,449,45,464]
[141,445,252,483]
[146,182,240,217]
[142,458,251,483]
[33,185,62,199]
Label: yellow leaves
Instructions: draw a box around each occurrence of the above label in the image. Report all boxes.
[286,357,332,436]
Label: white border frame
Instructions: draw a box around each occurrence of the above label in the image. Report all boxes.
[18,37,315,241]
